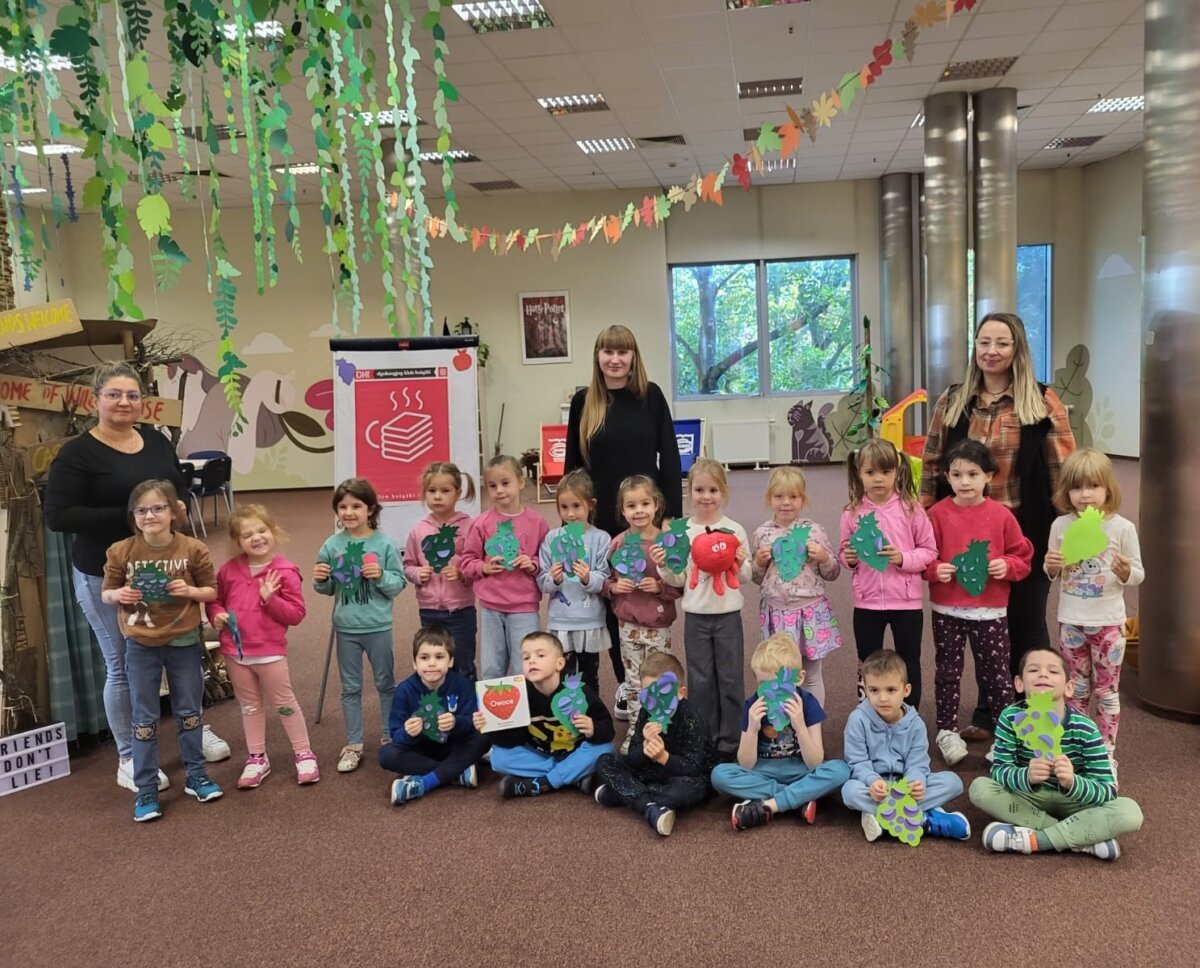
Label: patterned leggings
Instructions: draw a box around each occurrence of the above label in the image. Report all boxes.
[1060,623,1125,752]
[618,623,671,752]
[932,613,1015,732]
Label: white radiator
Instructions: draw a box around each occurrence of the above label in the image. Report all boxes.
[711,419,772,469]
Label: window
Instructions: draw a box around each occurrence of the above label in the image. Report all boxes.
[669,256,856,398]
[967,244,1053,382]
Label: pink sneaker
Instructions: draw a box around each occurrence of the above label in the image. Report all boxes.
[237,753,271,789]
[295,751,320,785]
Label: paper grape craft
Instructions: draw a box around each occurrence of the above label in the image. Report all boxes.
[329,541,372,605]
[876,779,925,847]
[771,524,812,582]
[415,690,446,742]
[611,540,648,584]
[849,512,890,573]
[638,671,680,732]
[952,539,991,597]
[549,521,587,579]
[484,520,520,569]
[551,673,589,737]
[1012,691,1064,760]
[654,518,691,573]
[689,527,741,595]
[131,563,173,605]
[756,666,800,732]
[421,524,459,573]
[1060,506,1108,566]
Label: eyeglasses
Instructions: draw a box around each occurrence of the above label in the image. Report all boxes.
[100,389,143,402]
[133,504,170,518]
[975,339,1014,351]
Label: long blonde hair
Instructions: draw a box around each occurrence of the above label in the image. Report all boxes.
[944,312,1048,426]
[578,325,648,463]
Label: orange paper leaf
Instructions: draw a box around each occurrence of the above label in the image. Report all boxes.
[700,171,722,206]
[786,104,803,128]
[605,215,622,243]
[779,122,800,158]
[913,0,943,28]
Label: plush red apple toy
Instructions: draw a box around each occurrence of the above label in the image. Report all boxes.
[689,527,741,595]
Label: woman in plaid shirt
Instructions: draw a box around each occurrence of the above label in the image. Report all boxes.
[920,313,1075,739]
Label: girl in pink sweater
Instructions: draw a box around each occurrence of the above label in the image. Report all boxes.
[838,438,937,710]
[404,462,478,680]
[924,440,1032,766]
[209,504,316,788]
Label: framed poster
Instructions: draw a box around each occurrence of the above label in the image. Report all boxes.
[519,290,571,364]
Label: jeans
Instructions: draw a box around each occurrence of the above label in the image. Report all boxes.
[711,758,851,814]
[73,567,133,760]
[126,640,207,793]
[378,731,491,785]
[490,741,613,789]
[419,606,478,681]
[336,629,395,746]
[479,608,540,680]
[841,770,963,814]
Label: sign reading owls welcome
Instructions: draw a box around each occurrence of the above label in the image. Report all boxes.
[330,336,482,543]
[0,722,70,796]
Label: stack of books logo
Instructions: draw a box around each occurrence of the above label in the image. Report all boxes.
[379,409,433,464]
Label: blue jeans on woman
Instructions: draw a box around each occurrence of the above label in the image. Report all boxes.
[73,567,132,760]
[126,640,207,793]
[419,606,477,680]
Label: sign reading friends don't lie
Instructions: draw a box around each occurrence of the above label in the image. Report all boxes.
[0,723,70,796]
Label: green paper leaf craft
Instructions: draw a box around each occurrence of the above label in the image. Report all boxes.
[415,689,446,742]
[611,540,648,584]
[131,563,173,605]
[1012,691,1064,761]
[136,193,171,237]
[876,779,925,847]
[638,671,680,733]
[1060,506,1108,567]
[484,520,520,569]
[549,521,587,579]
[225,609,244,661]
[421,523,459,573]
[655,518,691,573]
[329,540,372,605]
[952,538,991,597]
[849,511,890,573]
[550,673,588,737]
[771,524,812,582]
[756,666,800,732]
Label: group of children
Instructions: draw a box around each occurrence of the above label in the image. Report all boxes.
[98,440,1145,859]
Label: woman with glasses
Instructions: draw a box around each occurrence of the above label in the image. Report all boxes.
[919,313,1075,740]
[45,361,229,792]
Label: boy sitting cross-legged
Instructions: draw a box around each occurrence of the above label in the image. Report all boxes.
[710,634,850,831]
[380,626,490,805]
[593,652,718,836]
[969,646,1143,861]
[841,649,971,842]
[473,631,614,797]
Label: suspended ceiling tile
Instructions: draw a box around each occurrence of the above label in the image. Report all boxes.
[964,8,1057,39]
[1045,0,1141,32]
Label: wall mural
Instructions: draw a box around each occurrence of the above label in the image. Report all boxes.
[1052,343,1096,449]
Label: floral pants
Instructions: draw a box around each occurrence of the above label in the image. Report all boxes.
[1060,623,1125,752]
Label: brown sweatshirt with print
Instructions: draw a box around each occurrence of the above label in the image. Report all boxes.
[102,533,216,646]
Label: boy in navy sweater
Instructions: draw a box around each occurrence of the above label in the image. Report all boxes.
[473,631,614,797]
[380,626,489,804]
[594,652,717,836]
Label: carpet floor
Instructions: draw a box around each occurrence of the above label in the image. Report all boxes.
[5,460,1196,968]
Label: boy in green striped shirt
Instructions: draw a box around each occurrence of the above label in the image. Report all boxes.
[969,647,1143,861]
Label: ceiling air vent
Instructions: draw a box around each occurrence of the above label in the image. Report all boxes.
[940,57,1018,81]
[470,179,521,191]
[1042,135,1103,150]
[637,134,686,147]
[742,125,780,141]
[182,124,242,142]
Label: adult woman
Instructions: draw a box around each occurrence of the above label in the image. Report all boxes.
[920,312,1075,738]
[565,325,682,716]
[44,362,228,789]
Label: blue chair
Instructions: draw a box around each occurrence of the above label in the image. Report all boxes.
[673,418,705,475]
[188,456,233,537]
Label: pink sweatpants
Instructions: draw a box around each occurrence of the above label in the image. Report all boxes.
[1060,623,1125,752]
[226,657,312,755]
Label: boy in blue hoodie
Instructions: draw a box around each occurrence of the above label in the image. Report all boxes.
[380,627,489,805]
[841,649,970,842]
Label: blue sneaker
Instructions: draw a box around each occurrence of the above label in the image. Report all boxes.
[184,773,224,803]
[133,791,162,822]
[390,776,424,805]
[454,764,478,789]
[925,808,971,841]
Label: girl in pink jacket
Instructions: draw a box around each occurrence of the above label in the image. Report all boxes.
[209,504,315,789]
[838,439,937,711]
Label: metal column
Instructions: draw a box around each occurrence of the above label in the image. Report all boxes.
[922,92,969,403]
[1140,0,1200,715]
[972,88,1018,322]
[879,172,916,408]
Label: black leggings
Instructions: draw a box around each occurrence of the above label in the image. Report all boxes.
[565,650,601,697]
[604,599,623,684]
[970,570,1051,729]
[595,753,710,812]
[853,608,925,710]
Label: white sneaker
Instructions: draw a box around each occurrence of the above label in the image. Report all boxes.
[861,811,883,842]
[985,743,995,765]
[117,758,169,792]
[202,724,231,762]
[613,682,630,722]
[936,729,968,767]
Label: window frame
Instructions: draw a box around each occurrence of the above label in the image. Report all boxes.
[667,254,859,402]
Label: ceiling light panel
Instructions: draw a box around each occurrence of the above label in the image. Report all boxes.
[1087,96,1143,113]
[727,0,811,8]
[1042,135,1103,149]
[940,57,1018,81]
[537,94,609,116]
[0,52,74,73]
[274,162,324,174]
[359,109,422,126]
[220,20,285,42]
[420,150,480,162]
[6,186,47,195]
[576,137,637,154]
[16,141,82,155]
[452,1,552,33]
[738,77,804,99]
